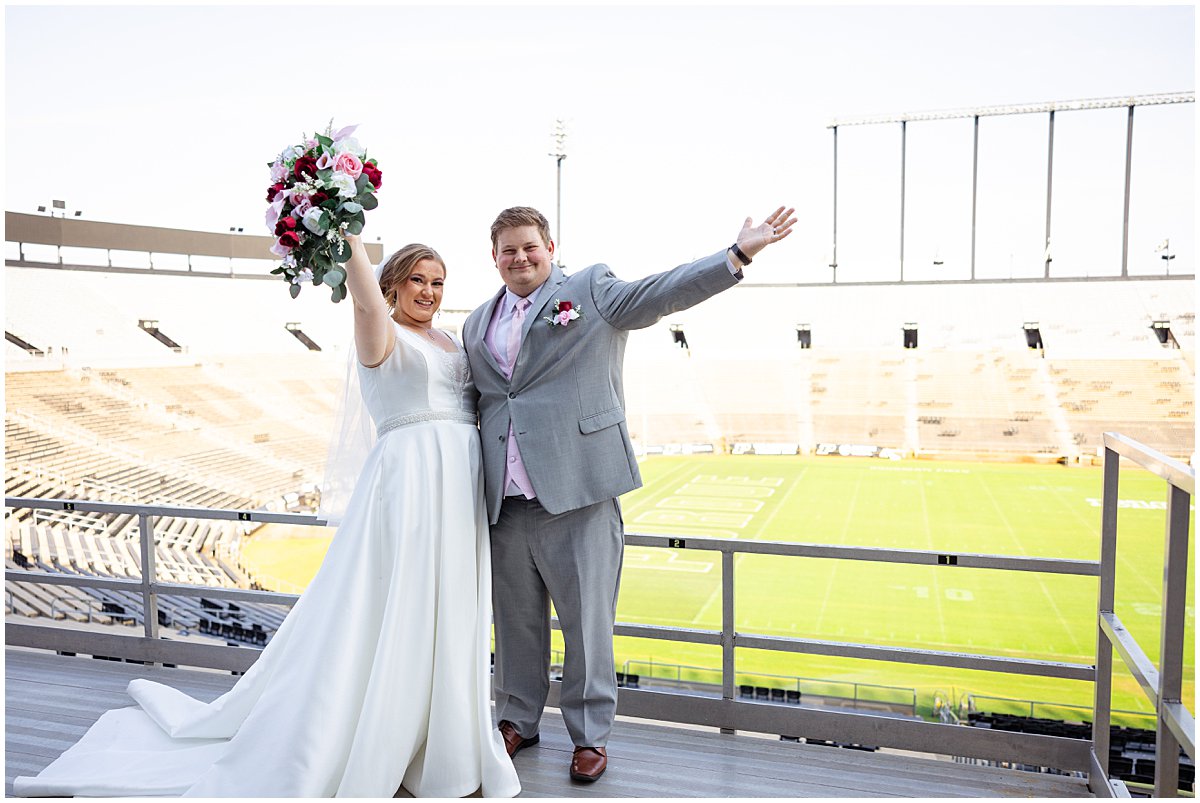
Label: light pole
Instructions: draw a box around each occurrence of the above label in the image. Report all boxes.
[1160,239,1175,275]
[549,118,568,265]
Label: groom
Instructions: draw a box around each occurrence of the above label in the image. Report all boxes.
[464,205,795,782]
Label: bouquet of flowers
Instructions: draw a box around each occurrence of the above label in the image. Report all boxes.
[265,123,383,302]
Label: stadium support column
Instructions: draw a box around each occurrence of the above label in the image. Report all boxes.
[1121,106,1134,278]
[899,120,907,282]
[831,125,838,283]
[970,115,979,281]
[1044,110,1055,279]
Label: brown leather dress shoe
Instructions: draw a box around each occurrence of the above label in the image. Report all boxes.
[498,720,539,758]
[570,746,607,782]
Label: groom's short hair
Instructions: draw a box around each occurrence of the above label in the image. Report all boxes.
[491,207,552,250]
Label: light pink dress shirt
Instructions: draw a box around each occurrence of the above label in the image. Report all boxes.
[484,282,550,499]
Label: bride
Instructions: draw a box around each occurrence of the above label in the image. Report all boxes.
[14,234,522,797]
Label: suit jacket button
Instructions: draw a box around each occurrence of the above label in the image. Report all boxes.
[499,435,505,441]
[508,392,516,399]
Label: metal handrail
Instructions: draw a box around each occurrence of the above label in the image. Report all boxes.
[1092,432,1195,798]
[2,482,1157,786]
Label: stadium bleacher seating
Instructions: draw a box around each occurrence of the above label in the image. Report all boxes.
[5,261,1194,645]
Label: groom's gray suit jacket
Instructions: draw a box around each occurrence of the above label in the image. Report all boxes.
[464,251,740,524]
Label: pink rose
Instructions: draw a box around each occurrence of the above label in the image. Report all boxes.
[557,310,572,326]
[291,196,313,219]
[334,152,363,179]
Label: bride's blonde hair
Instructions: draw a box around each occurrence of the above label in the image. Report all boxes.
[377,244,446,308]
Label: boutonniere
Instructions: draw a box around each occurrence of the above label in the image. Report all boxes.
[543,299,583,327]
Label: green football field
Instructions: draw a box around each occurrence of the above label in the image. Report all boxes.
[244,454,1194,725]
[605,455,1194,724]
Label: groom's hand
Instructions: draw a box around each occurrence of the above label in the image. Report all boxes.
[734,206,797,264]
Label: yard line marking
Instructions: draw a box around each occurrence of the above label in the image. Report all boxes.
[976,474,1086,656]
[812,470,862,635]
[692,468,809,628]
[621,460,706,521]
[1052,486,1160,600]
[917,474,948,644]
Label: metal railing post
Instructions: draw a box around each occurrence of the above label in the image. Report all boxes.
[721,549,736,735]
[1090,446,1120,790]
[138,513,160,651]
[1154,483,1191,797]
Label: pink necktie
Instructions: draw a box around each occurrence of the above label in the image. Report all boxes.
[506,297,531,374]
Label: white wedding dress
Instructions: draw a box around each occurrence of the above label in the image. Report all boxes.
[14,327,521,798]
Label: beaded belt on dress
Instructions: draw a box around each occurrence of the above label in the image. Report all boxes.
[376,409,476,437]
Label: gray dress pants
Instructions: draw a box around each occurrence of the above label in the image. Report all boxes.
[489,496,624,748]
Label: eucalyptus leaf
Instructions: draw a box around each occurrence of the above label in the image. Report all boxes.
[341,201,363,214]
[323,268,346,287]
[270,266,284,275]
[331,282,347,303]
[320,198,339,210]
[333,240,351,263]
[289,282,301,299]
[359,193,379,211]
[317,168,333,182]
[316,134,333,148]
[354,174,370,194]
[347,219,364,236]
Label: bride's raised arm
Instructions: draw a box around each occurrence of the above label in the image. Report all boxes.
[343,233,394,368]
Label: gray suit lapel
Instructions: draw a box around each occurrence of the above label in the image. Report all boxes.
[521,265,567,342]
[472,289,507,378]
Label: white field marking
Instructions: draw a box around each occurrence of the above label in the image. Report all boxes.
[1128,601,1197,619]
[1084,497,1195,511]
[692,475,785,487]
[975,476,1087,655]
[621,460,710,521]
[623,550,714,573]
[676,483,776,499]
[867,466,970,474]
[1049,486,1160,600]
[656,497,765,513]
[636,510,754,529]
[916,473,949,644]
[813,469,862,634]
[690,468,810,627]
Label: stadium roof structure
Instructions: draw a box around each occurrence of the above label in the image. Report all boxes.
[826,91,1195,282]
[828,91,1195,127]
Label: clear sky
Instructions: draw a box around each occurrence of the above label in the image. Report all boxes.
[5,2,1195,309]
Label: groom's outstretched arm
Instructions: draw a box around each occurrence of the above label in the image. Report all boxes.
[590,206,796,331]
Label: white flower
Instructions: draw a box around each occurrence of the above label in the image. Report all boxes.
[333,136,365,157]
[282,253,298,268]
[290,144,307,159]
[327,172,357,198]
[302,207,327,235]
[292,268,314,285]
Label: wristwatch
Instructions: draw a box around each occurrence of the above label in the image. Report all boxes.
[730,242,752,266]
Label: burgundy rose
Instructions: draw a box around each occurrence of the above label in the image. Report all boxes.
[266,182,285,203]
[558,300,572,312]
[362,162,383,190]
[310,191,330,207]
[274,216,297,236]
[293,156,318,180]
[278,231,301,249]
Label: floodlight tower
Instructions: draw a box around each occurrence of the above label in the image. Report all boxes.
[549,118,568,266]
